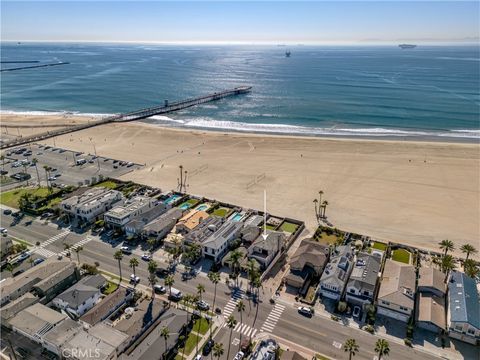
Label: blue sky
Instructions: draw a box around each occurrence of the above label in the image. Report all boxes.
[1,1,479,44]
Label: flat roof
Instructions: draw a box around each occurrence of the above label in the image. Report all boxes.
[9,303,67,338]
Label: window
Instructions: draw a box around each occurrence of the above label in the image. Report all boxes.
[349,289,355,294]
[382,300,390,306]
[467,328,475,335]
[455,325,463,332]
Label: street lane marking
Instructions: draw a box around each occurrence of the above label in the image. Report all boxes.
[260,303,285,333]
[333,341,342,349]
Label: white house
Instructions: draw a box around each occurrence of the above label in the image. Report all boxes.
[61,187,124,224]
[52,280,101,318]
[318,245,354,301]
[345,252,381,306]
[202,220,243,263]
[104,196,160,230]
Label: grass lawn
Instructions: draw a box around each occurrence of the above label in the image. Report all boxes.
[94,180,118,189]
[265,224,277,231]
[315,354,332,360]
[187,199,199,205]
[316,233,340,245]
[279,222,298,233]
[392,249,411,264]
[12,237,33,247]
[178,333,201,355]
[0,187,51,208]
[371,242,388,251]
[175,354,184,360]
[103,281,118,295]
[212,207,229,217]
[193,318,210,335]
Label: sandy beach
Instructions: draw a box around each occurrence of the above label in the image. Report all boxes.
[2,114,479,259]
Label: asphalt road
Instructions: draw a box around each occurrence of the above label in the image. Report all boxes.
[1,216,475,360]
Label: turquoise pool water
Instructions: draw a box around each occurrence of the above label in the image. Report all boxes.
[231,213,243,222]
[178,202,191,210]
[196,204,208,211]
[164,194,180,205]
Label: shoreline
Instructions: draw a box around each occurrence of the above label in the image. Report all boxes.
[1,114,479,260]
[1,110,479,144]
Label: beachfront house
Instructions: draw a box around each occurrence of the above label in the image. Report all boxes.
[104,196,161,230]
[123,201,171,238]
[247,232,286,270]
[318,245,354,301]
[176,210,210,234]
[447,271,480,345]
[202,220,243,263]
[182,216,224,247]
[61,187,124,225]
[376,260,416,323]
[143,208,184,240]
[285,239,329,295]
[416,267,446,333]
[345,252,381,306]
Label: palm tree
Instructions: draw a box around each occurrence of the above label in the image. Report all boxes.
[32,158,41,187]
[374,339,390,360]
[5,263,14,277]
[228,249,243,287]
[236,300,246,348]
[197,283,205,301]
[208,271,220,339]
[21,163,29,185]
[28,257,34,267]
[321,200,329,218]
[129,257,139,278]
[439,239,454,256]
[113,250,124,283]
[313,198,319,221]
[251,275,262,340]
[160,326,170,359]
[344,338,359,360]
[463,259,480,278]
[165,275,175,306]
[43,165,51,191]
[226,315,237,360]
[318,190,324,207]
[148,260,158,297]
[213,343,224,360]
[246,259,258,293]
[460,244,477,261]
[74,246,83,264]
[441,254,456,282]
[147,238,156,255]
[0,155,5,172]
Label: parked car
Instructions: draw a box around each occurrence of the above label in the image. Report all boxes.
[196,300,210,311]
[168,288,183,301]
[130,274,140,284]
[0,170,8,175]
[202,339,214,356]
[194,355,202,360]
[298,306,313,318]
[17,251,31,262]
[121,246,132,254]
[0,228,7,235]
[141,253,152,261]
[156,268,169,277]
[154,285,166,294]
[33,258,45,265]
[233,351,245,360]
[353,306,361,319]
[3,209,12,215]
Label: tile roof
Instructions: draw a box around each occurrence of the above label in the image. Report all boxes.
[80,287,131,326]
[289,240,329,272]
[347,252,381,291]
[417,292,446,330]
[418,267,445,294]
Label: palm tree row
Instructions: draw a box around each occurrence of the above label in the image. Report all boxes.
[343,338,390,360]
[313,190,329,221]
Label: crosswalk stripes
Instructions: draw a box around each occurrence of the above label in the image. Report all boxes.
[222,321,258,338]
[32,230,71,258]
[223,289,244,318]
[58,236,93,256]
[33,247,57,258]
[260,303,285,333]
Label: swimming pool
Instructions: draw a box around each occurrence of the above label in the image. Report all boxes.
[164,194,180,205]
[178,202,191,210]
[196,204,208,211]
[231,212,243,222]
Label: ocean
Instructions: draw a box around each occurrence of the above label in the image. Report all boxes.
[1,43,479,140]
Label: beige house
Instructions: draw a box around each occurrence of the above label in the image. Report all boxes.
[376,260,416,323]
[176,210,210,233]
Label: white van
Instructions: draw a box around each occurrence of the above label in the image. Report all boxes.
[76,158,87,166]
[168,287,183,301]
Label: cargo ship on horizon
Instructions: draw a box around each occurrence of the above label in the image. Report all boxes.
[399,44,417,49]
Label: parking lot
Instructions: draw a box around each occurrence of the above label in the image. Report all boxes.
[1,143,144,190]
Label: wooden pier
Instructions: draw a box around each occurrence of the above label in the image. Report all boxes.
[0,62,70,72]
[1,86,251,149]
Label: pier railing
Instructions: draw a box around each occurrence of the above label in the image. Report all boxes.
[1,86,251,149]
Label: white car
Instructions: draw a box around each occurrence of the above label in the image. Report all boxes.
[121,246,132,254]
[233,351,244,360]
[0,228,7,235]
[298,306,313,317]
[194,355,202,360]
[130,274,140,284]
[141,253,152,261]
[154,285,166,294]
